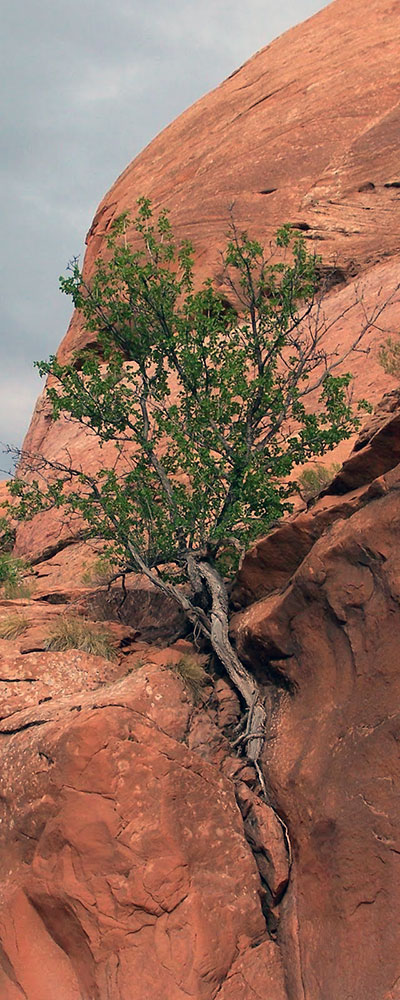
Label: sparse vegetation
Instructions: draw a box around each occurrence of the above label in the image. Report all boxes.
[127,656,146,672]
[82,555,116,586]
[44,616,117,661]
[0,516,15,553]
[0,612,29,640]
[0,553,31,598]
[379,336,400,379]
[172,655,209,702]
[298,462,341,502]
[9,198,382,777]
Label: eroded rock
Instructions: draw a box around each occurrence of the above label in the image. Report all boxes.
[1,0,400,996]
[15,0,400,562]
[0,664,273,1000]
[233,453,400,999]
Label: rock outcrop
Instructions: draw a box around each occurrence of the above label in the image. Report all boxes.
[17,0,400,561]
[1,0,400,997]
[0,602,290,999]
[232,396,400,999]
[2,378,400,1000]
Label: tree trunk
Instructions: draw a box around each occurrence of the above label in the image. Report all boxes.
[196,560,267,764]
[127,540,267,770]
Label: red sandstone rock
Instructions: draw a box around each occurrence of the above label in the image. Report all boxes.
[0,664,276,1000]
[2,1,400,998]
[216,939,287,1000]
[214,677,241,729]
[233,389,400,607]
[11,542,188,644]
[236,782,290,904]
[70,0,400,317]
[16,0,400,560]
[0,481,11,513]
[232,448,400,999]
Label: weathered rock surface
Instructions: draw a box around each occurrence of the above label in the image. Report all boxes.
[0,635,288,1000]
[67,0,400,317]
[233,388,400,606]
[2,396,400,998]
[17,0,400,560]
[232,412,400,999]
[1,1,400,997]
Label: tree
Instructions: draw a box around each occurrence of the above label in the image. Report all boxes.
[8,199,375,786]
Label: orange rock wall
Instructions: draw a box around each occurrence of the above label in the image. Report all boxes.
[18,0,400,560]
[1,1,400,997]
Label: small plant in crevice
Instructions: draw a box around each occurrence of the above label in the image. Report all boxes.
[298,462,341,502]
[0,612,29,640]
[82,554,117,586]
[44,615,117,661]
[0,516,15,553]
[379,336,400,379]
[172,655,210,703]
[0,553,32,599]
[126,656,146,673]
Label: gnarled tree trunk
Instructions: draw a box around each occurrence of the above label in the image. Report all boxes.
[127,540,267,774]
[196,560,267,765]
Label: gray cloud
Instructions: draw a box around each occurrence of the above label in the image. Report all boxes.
[0,0,331,472]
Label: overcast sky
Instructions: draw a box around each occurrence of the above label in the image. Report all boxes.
[0,0,331,473]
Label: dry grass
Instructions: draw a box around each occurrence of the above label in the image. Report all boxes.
[44,616,117,661]
[2,579,32,599]
[172,655,209,702]
[82,556,116,586]
[0,553,32,599]
[0,613,29,640]
[298,462,341,502]
[379,337,400,378]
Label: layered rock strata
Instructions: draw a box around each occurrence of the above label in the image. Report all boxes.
[17,0,400,560]
[1,389,400,999]
[1,0,400,996]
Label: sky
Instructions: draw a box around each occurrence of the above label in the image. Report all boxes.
[0,0,331,473]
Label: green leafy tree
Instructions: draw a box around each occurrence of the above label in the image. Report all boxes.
[8,199,372,781]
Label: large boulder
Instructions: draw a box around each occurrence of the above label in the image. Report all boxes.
[0,631,288,999]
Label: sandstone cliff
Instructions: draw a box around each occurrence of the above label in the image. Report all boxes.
[17,0,400,561]
[1,392,400,1000]
[0,0,400,998]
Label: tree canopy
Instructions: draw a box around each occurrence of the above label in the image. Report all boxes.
[7,199,372,777]
[10,198,366,575]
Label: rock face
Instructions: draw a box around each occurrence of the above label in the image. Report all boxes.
[233,398,400,999]
[2,390,400,999]
[17,0,400,560]
[1,0,400,997]
[0,612,289,999]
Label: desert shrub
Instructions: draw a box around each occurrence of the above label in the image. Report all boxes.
[0,553,31,598]
[298,462,341,502]
[0,517,15,553]
[172,655,209,702]
[0,612,29,639]
[379,337,400,378]
[82,555,116,586]
[44,616,117,661]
